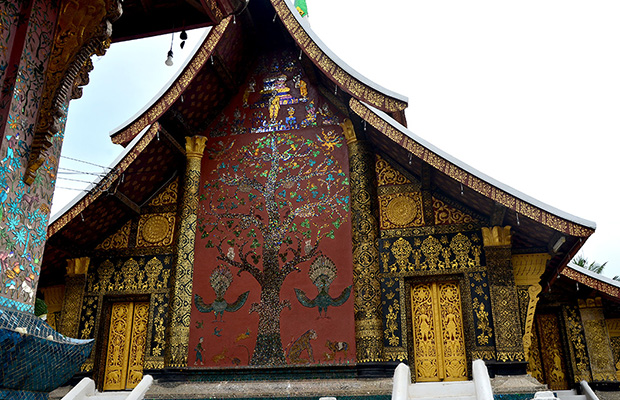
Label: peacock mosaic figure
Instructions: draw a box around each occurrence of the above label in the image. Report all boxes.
[294,256,351,318]
[195,265,249,322]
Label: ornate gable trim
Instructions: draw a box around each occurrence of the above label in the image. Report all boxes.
[271,0,407,113]
[350,98,595,237]
[110,16,232,146]
[48,123,160,237]
[561,265,620,299]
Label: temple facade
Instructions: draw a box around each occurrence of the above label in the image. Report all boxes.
[2,0,620,397]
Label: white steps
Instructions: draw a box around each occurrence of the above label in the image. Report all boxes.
[407,380,477,400]
[556,389,587,400]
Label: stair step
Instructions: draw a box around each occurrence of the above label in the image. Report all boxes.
[408,381,476,398]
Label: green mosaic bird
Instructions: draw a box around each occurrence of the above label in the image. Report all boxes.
[194,265,249,322]
[294,256,351,318]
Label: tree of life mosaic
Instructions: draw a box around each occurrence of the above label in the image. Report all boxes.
[192,51,354,367]
[197,132,350,365]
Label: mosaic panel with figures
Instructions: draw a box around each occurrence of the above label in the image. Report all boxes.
[190,48,355,368]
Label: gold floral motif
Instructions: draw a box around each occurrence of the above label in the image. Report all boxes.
[348,140,383,363]
[98,260,115,292]
[564,306,591,382]
[126,302,149,389]
[434,198,474,225]
[421,236,442,270]
[537,314,569,390]
[482,226,512,247]
[97,221,131,250]
[581,310,617,382]
[120,259,139,291]
[384,302,400,346]
[473,298,492,345]
[148,179,178,206]
[137,213,176,247]
[376,155,410,186]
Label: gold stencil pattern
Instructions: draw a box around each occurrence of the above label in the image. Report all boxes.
[137,213,176,247]
[433,198,474,225]
[411,282,467,381]
[380,192,424,229]
[96,221,131,250]
[167,136,207,368]
[581,307,617,382]
[148,178,178,206]
[563,306,592,382]
[537,314,569,390]
[349,140,384,362]
[376,156,410,186]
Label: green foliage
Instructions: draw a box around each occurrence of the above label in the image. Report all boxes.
[572,253,608,275]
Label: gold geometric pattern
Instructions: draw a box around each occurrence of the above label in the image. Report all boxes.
[581,307,617,382]
[411,281,467,382]
[380,192,424,229]
[96,221,131,250]
[137,213,176,247]
[376,155,410,186]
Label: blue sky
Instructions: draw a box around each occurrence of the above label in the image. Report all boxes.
[54,0,620,277]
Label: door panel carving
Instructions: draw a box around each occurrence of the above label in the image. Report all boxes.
[103,301,149,391]
[411,282,467,381]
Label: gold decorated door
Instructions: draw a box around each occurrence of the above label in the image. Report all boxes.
[411,281,467,381]
[103,301,149,391]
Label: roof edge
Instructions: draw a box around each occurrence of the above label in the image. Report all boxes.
[48,123,159,237]
[350,98,596,237]
[271,0,408,113]
[110,17,232,146]
[561,263,620,299]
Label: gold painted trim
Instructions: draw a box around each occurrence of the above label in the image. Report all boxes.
[271,0,407,113]
[350,98,595,238]
[48,123,160,237]
[111,17,232,145]
[562,267,620,300]
[513,253,550,286]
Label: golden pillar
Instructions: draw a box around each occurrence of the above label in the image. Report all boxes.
[512,253,550,360]
[342,119,383,363]
[166,135,208,368]
[59,257,90,337]
[482,226,525,362]
[579,298,617,382]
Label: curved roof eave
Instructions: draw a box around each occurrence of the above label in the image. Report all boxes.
[110,17,233,146]
[109,28,211,140]
[271,0,408,113]
[48,123,157,237]
[351,98,596,237]
[561,263,620,299]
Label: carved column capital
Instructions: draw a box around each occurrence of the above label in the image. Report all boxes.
[66,257,90,276]
[340,118,357,145]
[482,226,512,247]
[185,136,208,159]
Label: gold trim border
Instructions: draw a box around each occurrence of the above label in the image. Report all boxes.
[350,98,594,238]
[110,16,232,145]
[271,0,407,113]
[48,123,160,237]
[562,267,620,299]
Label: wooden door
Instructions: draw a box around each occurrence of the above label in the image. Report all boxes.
[411,281,467,382]
[103,301,149,391]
